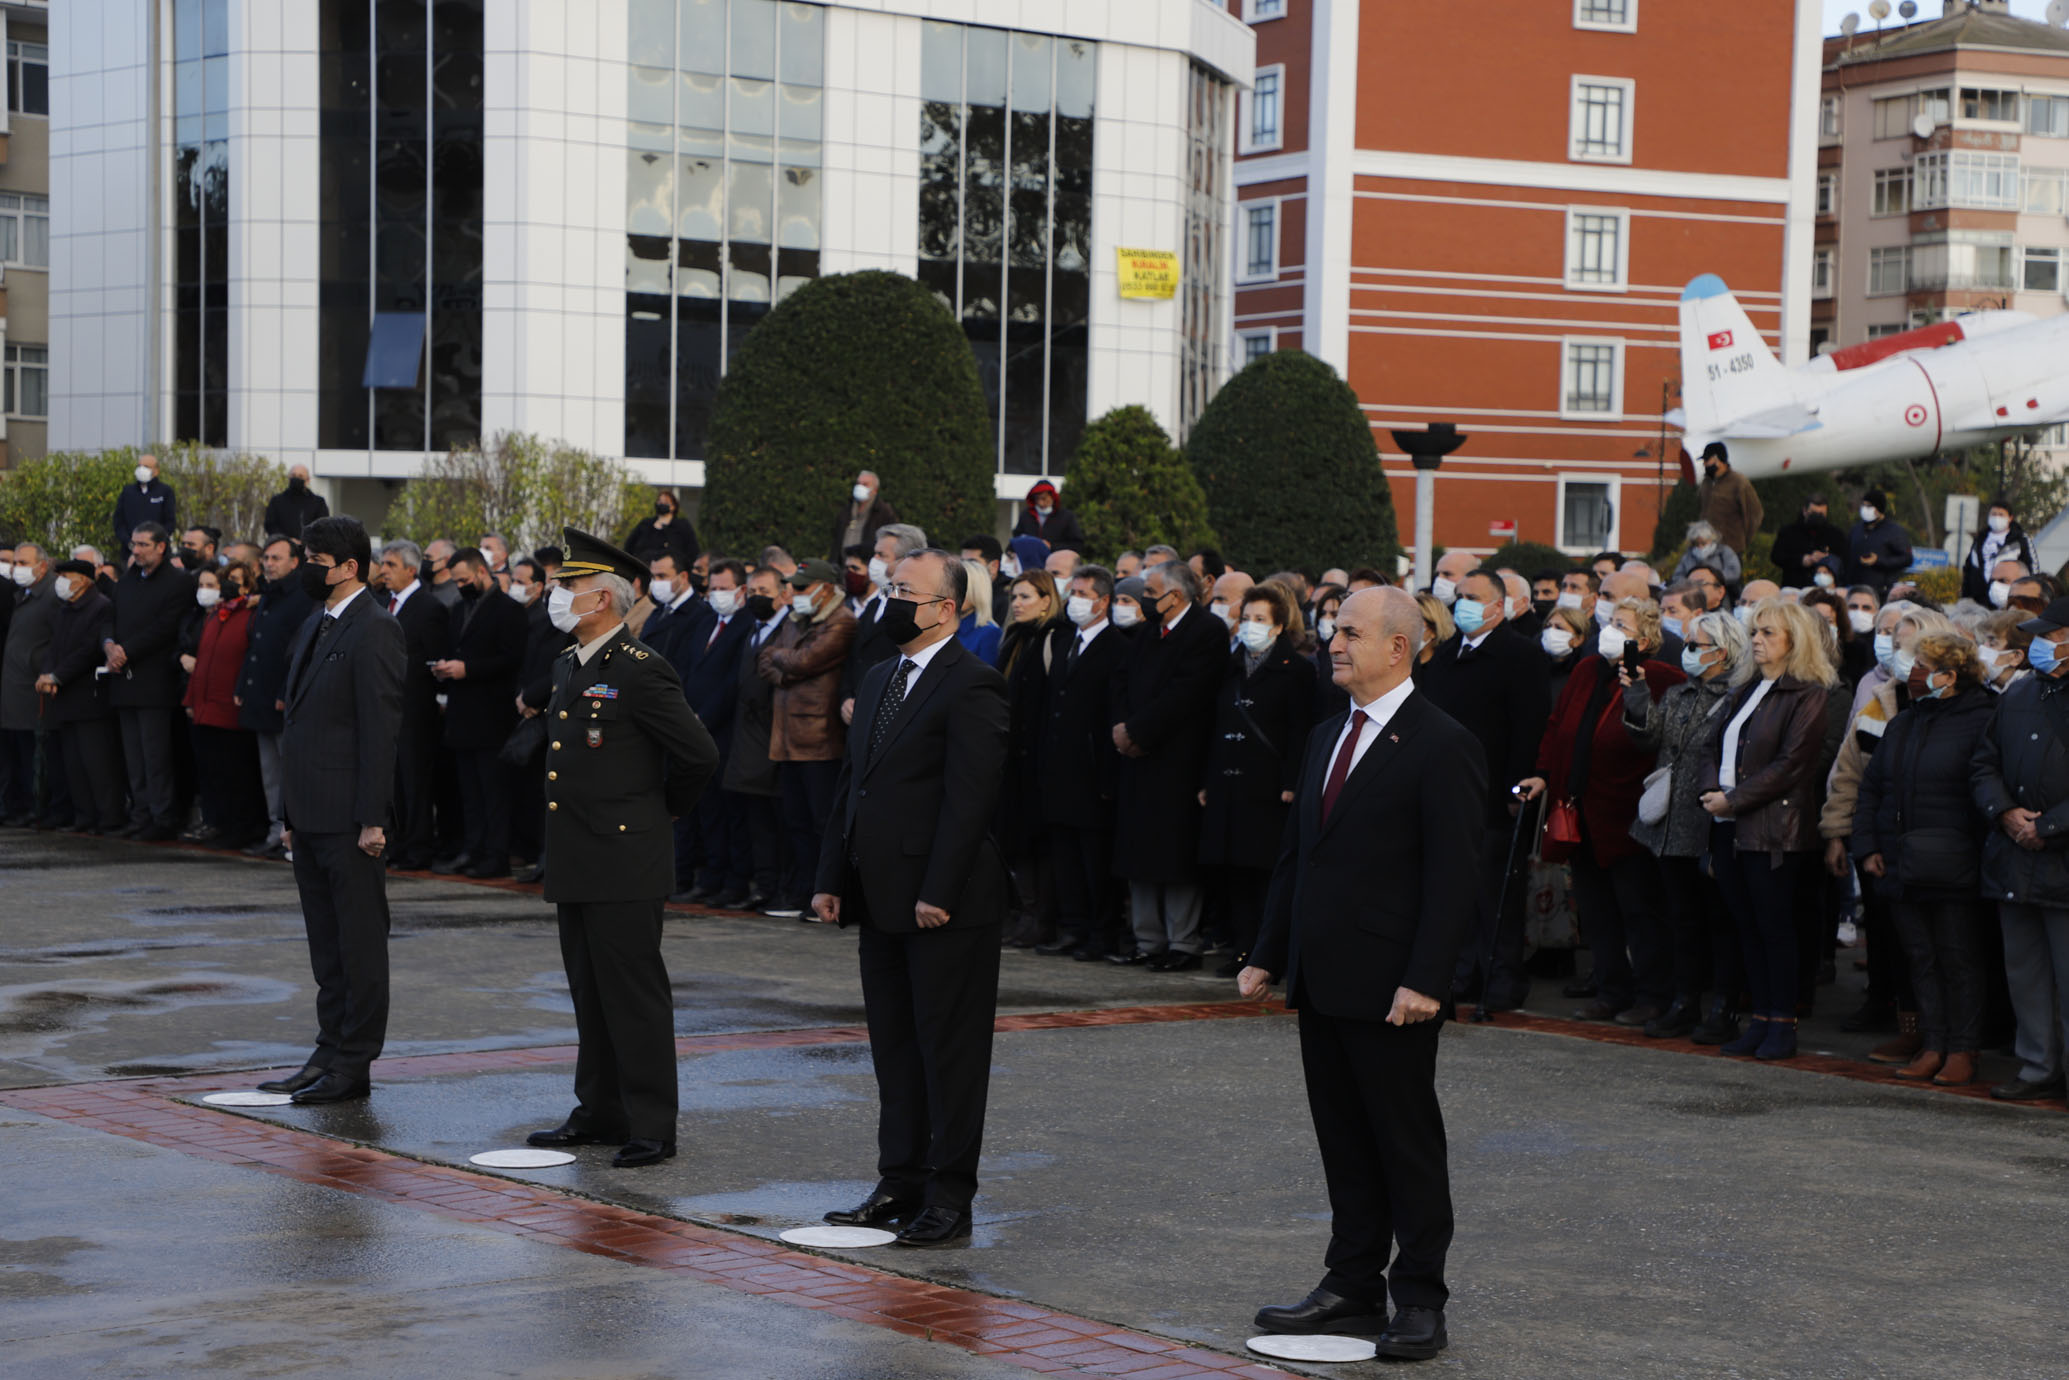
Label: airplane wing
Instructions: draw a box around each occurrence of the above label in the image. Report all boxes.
[1697,403,1823,440]
[1953,377,2069,433]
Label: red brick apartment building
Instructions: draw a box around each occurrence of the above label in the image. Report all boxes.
[1228,0,1822,560]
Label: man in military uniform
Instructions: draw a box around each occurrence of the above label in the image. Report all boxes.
[524,528,719,1168]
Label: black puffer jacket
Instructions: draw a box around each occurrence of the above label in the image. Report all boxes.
[1853,686,1994,901]
[1972,670,2069,908]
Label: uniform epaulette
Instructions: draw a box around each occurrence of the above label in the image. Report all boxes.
[619,641,649,660]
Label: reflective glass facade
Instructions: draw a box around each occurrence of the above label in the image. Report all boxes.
[918,23,1094,476]
[316,0,485,452]
[625,0,825,461]
[1179,62,1230,438]
[173,0,230,445]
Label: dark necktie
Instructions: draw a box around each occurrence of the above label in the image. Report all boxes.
[386,592,398,613]
[298,614,336,693]
[1067,634,1082,671]
[1320,709,1370,823]
[868,658,915,761]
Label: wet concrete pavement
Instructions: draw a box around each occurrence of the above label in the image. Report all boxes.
[6,830,2069,1377]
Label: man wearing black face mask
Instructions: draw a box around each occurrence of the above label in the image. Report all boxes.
[1771,493,1849,582]
[431,547,529,877]
[1695,442,1762,561]
[811,549,1010,1249]
[623,489,701,571]
[263,464,330,540]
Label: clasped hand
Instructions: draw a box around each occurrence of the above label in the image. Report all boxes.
[1236,966,1438,1025]
[2003,807,2046,852]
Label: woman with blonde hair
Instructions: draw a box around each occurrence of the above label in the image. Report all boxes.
[956,557,1002,665]
[1413,592,1455,667]
[1698,599,1840,1061]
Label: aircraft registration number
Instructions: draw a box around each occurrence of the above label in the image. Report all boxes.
[1705,352,1758,382]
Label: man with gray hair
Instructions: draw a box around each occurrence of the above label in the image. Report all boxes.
[425,538,462,610]
[844,522,930,724]
[377,537,443,869]
[1108,558,1228,969]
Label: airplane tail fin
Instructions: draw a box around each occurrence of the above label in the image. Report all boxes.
[1679,275,1790,436]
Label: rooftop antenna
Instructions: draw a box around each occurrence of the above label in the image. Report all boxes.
[1898,0,1917,19]
[1840,11,1860,46]
[2051,0,2069,28]
[1868,0,1891,36]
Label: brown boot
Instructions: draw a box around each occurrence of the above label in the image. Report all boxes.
[1933,1051,1976,1087]
[1893,1048,1944,1082]
[1869,1012,1922,1065]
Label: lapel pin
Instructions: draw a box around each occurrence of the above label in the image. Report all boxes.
[1389,733,1399,743]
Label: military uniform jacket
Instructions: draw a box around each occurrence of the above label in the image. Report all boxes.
[542,629,721,904]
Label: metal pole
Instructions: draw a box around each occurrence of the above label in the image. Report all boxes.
[1413,465,1436,590]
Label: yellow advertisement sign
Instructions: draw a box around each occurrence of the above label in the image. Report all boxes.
[1116,248,1179,300]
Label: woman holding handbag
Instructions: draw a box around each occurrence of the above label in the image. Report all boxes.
[1518,597,1685,1025]
[1625,610,1749,1043]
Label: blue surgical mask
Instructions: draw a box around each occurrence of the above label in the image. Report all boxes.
[2031,636,2063,676]
[1662,615,1684,642]
[1681,645,1713,678]
[1453,598,1486,635]
[1873,631,1896,671]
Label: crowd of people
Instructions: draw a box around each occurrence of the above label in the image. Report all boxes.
[4,448,2068,1103]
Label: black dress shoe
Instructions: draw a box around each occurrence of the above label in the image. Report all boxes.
[612,1138,676,1168]
[526,1118,631,1147]
[243,838,282,858]
[1151,952,1202,972]
[1071,948,1108,962]
[1107,951,1151,966]
[1033,938,1081,956]
[181,824,222,843]
[1991,1076,2067,1101]
[710,890,749,910]
[134,824,176,843]
[1840,1000,1897,1033]
[1561,976,1598,999]
[1373,1304,1447,1360]
[111,821,147,839]
[460,861,510,880]
[738,891,770,913]
[255,1063,327,1094]
[430,854,471,875]
[823,1190,920,1228]
[892,1205,972,1248]
[1252,1287,1387,1336]
[1644,997,1700,1040]
[290,1071,371,1104]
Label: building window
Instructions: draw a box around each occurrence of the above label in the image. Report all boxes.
[3,344,47,417]
[6,40,46,116]
[1564,208,1628,289]
[1866,323,1905,340]
[1816,171,1837,218]
[1573,0,1636,33]
[2024,168,2066,215]
[0,193,50,267]
[1558,478,1616,553]
[1907,237,2013,292]
[1240,201,1277,282]
[1809,327,1831,357]
[2024,247,2062,293]
[1912,151,2019,210]
[1872,167,1910,217]
[1243,65,1283,154]
[1181,62,1234,438]
[1820,93,1842,140]
[1960,87,2019,123]
[919,23,1098,475]
[1561,338,1622,417]
[1570,77,1633,164]
[1238,329,1275,364]
[1812,246,1834,299]
[1873,88,1950,139]
[1868,246,1909,295]
[174,1,234,447]
[1242,0,1286,21]
[2026,95,2069,137]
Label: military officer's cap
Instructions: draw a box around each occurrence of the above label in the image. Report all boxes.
[787,558,842,590]
[555,527,648,585]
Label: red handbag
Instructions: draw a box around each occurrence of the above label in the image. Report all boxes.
[1540,797,1583,863]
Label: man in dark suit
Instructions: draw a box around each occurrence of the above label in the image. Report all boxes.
[262,464,329,539]
[237,536,316,857]
[377,538,443,870]
[839,523,927,723]
[255,516,406,1106]
[433,546,529,878]
[111,452,177,554]
[524,528,719,1168]
[1241,586,1486,1362]
[2,544,62,825]
[811,549,1010,1249]
[677,557,755,904]
[104,522,195,839]
[1414,566,1548,1011]
[721,566,791,910]
[1036,564,1127,959]
[1109,558,1227,969]
[641,550,712,894]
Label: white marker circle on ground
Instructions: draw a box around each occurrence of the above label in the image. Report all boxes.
[201,1091,294,1107]
[1245,1334,1380,1363]
[778,1225,898,1248]
[469,1148,576,1168]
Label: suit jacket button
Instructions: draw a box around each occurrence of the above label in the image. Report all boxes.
[551,741,561,751]
[547,771,557,781]
[859,788,868,798]
[618,824,626,832]
[558,710,567,720]
[548,801,558,811]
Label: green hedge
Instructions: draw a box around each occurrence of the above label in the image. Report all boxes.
[1186,351,1399,575]
[701,271,994,560]
[0,442,284,555]
[1062,406,1216,561]
[1485,540,1576,577]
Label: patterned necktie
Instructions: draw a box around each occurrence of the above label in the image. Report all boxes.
[869,658,915,761]
[297,614,335,694]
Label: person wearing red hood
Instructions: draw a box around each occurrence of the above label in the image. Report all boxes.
[1012,481,1085,555]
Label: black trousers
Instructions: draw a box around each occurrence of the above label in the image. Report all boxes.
[391,709,439,866]
[454,746,509,866]
[1711,824,1804,1020]
[1300,1008,1452,1312]
[1047,821,1114,953]
[59,718,125,829]
[857,919,1002,1214]
[509,752,545,865]
[433,743,465,856]
[1453,818,1532,1003]
[1,726,35,815]
[1896,897,1988,1053]
[1201,863,1272,963]
[1659,854,1739,1003]
[117,706,177,826]
[1862,891,1915,1009]
[190,723,264,839]
[555,898,678,1140]
[735,790,785,896]
[291,829,391,1079]
[1568,845,1668,1009]
[778,759,839,902]
[695,773,752,893]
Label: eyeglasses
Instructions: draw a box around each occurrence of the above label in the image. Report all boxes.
[883,583,950,604]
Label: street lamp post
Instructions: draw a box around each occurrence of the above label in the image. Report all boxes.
[1391,423,1467,591]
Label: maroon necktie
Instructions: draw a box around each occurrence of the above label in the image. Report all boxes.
[707,616,726,650]
[1320,710,1370,823]
[386,592,397,613]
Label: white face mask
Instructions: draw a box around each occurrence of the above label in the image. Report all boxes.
[1860,505,1878,523]
[1597,625,1628,660]
[547,586,590,633]
[1813,570,1835,589]
[1035,502,1054,516]
[1065,594,1097,626]
[1989,514,2010,534]
[1430,576,1458,606]
[7,563,30,587]
[1848,608,1876,635]
[1111,602,1142,629]
[135,466,154,484]
[1541,627,1575,657]
[1209,600,1234,630]
[1316,616,1336,642]
[1595,600,1614,627]
[708,587,741,617]
[1978,646,2004,679]
[54,576,78,600]
[1237,620,1275,653]
[649,578,675,605]
[867,556,890,588]
[507,583,531,603]
[1989,580,2010,609]
[1555,591,1583,612]
[195,586,221,608]
[1000,555,1021,579]
[793,588,819,618]
[852,483,872,503]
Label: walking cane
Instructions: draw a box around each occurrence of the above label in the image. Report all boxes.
[1469,786,1539,1025]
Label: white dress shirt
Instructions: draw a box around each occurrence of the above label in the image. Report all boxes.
[1324,676,1417,779]
[388,578,421,614]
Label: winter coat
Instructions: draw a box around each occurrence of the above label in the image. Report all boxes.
[1821,678,1906,840]
[1852,686,1994,901]
[1013,504,1087,554]
[1770,515,1852,582]
[759,601,855,762]
[1960,523,2039,606]
[828,495,898,563]
[1111,601,1227,883]
[0,574,62,731]
[1626,668,1735,858]
[1198,636,1318,871]
[262,483,329,539]
[40,588,115,725]
[1972,670,2069,909]
[1843,516,1913,593]
[106,561,198,709]
[622,513,701,570]
[996,616,1061,835]
[112,478,178,552]
[723,613,787,797]
[1672,544,1742,587]
[1415,623,1550,829]
[1697,467,1764,557]
[235,578,318,734]
[181,598,255,731]
[1700,674,1832,859]
[956,611,1002,667]
[1536,652,1685,867]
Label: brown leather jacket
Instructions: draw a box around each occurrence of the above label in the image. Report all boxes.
[759,602,855,762]
[1699,674,1831,858]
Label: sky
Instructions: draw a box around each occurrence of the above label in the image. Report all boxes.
[1820,0,2055,35]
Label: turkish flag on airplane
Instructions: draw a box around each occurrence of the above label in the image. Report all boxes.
[1707,330,1734,350]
